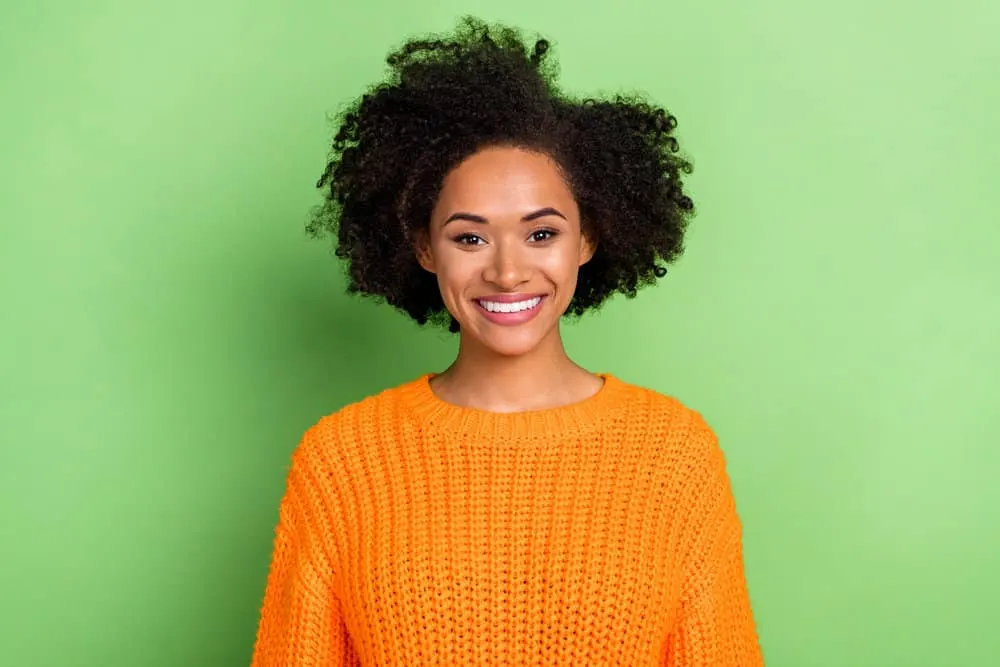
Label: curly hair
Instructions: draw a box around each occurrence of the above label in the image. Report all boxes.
[308,16,695,332]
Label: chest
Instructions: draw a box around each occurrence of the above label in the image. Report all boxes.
[329,435,687,663]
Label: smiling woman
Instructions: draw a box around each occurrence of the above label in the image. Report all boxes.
[415,147,596,359]
[250,15,764,667]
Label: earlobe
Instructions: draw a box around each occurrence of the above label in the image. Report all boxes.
[414,231,436,274]
[579,235,598,266]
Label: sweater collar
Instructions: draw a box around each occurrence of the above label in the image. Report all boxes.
[397,372,630,441]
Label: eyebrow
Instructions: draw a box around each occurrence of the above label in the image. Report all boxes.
[442,207,567,226]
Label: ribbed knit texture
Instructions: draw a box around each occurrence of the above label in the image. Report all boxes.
[250,374,763,666]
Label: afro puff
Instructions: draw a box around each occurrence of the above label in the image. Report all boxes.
[308,16,695,331]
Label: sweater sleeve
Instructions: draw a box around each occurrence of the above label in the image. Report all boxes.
[250,434,358,666]
[664,416,764,667]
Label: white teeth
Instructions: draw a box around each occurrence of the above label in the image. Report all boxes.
[478,297,542,313]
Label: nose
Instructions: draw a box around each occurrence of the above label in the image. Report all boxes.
[482,241,530,290]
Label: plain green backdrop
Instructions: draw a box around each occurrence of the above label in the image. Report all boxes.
[1,0,998,665]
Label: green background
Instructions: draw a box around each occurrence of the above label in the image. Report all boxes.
[2,0,998,665]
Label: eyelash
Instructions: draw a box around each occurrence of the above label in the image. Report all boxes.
[452,229,559,246]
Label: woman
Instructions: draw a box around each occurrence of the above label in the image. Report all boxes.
[251,17,764,666]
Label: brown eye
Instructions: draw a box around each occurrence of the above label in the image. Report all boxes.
[454,233,485,246]
[529,229,558,243]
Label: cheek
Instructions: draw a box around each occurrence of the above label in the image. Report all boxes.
[433,246,480,294]
[538,243,584,283]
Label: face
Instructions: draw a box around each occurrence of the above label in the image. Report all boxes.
[416,146,596,358]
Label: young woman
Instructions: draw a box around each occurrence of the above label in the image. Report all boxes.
[251,17,764,666]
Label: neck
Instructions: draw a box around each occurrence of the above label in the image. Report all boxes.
[432,325,595,413]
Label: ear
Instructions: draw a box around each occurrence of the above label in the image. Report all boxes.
[578,232,598,266]
[414,229,436,274]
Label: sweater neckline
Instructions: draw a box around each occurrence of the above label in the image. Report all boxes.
[398,372,629,441]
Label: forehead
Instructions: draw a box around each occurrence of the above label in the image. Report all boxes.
[434,146,577,216]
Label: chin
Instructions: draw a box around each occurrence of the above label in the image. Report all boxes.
[467,320,559,358]
[452,297,565,358]
[481,335,545,358]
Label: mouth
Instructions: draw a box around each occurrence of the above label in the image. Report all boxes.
[473,295,546,326]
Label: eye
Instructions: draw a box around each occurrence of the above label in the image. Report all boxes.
[529,229,559,243]
[453,233,486,246]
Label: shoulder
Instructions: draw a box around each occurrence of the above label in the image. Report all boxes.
[612,376,725,467]
[289,376,423,468]
[614,379,739,527]
[614,376,716,434]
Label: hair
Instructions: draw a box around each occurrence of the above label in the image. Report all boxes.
[308,16,695,332]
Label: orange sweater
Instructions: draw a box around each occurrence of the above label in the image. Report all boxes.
[251,374,763,666]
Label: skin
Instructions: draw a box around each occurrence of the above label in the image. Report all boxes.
[415,145,605,413]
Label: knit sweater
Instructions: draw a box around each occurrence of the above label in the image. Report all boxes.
[250,373,763,666]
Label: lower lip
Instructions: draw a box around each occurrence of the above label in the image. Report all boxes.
[474,297,546,326]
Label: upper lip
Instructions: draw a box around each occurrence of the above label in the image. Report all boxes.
[475,293,546,303]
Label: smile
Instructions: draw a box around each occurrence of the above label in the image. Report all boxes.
[478,296,542,313]
[473,295,546,326]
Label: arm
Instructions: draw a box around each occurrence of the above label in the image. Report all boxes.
[250,434,357,666]
[665,417,764,667]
